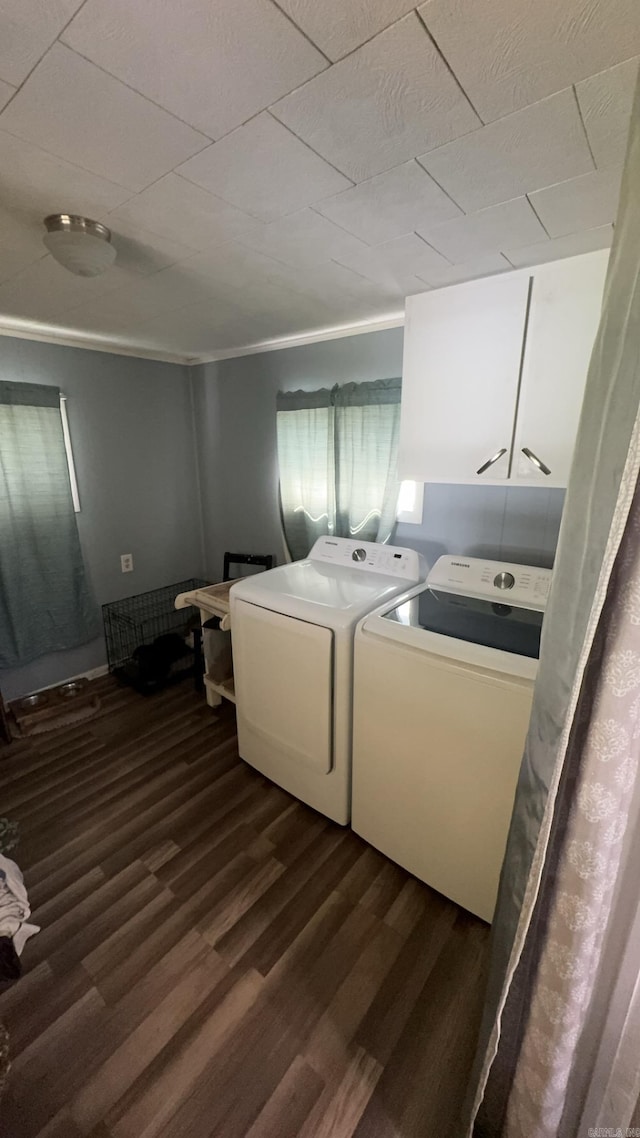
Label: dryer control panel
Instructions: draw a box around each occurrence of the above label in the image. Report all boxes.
[309,536,425,581]
[427,556,552,611]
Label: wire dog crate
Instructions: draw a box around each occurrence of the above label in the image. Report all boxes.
[103,578,207,694]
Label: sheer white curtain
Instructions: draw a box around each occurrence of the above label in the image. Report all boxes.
[277,379,402,561]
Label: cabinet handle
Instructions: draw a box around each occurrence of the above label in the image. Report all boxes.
[476,447,508,475]
[522,447,551,476]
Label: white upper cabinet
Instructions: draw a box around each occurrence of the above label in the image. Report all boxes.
[398,272,530,483]
[511,250,608,487]
[398,249,609,487]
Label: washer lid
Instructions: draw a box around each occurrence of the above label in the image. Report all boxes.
[383,586,544,660]
[230,557,419,629]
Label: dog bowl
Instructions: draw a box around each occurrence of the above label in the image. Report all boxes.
[59,682,83,698]
[20,693,45,710]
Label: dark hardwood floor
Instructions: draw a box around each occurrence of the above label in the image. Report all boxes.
[0,676,489,1138]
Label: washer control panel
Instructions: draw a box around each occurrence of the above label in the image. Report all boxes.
[428,556,552,610]
[309,536,425,581]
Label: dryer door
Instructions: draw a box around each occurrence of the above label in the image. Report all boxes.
[233,600,333,774]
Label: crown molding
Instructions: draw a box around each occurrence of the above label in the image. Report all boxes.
[0,318,191,366]
[187,312,405,365]
[0,311,406,368]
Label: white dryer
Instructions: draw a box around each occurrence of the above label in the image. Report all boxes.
[352,555,552,922]
[230,536,425,825]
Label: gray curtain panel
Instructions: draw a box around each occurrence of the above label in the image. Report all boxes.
[468,72,640,1136]
[0,381,99,668]
[277,378,402,561]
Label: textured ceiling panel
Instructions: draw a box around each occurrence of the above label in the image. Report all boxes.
[0,45,209,192]
[576,57,639,169]
[226,253,397,308]
[107,223,195,277]
[420,197,547,263]
[0,207,47,285]
[0,0,85,87]
[0,81,15,111]
[314,160,461,245]
[58,266,229,335]
[272,13,480,182]
[136,283,342,354]
[0,4,634,359]
[417,253,511,288]
[419,0,640,122]
[334,232,449,290]
[177,241,298,295]
[505,225,613,268]
[419,91,594,213]
[273,0,417,61]
[0,255,128,322]
[106,174,261,251]
[235,208,369,268]
[529,168,623,238]
[0,129,132,219]
[62,0,326,139]
[176,113,351,222]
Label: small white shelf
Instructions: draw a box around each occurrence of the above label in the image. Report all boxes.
[204,673,235,706]
[175,580,236,708]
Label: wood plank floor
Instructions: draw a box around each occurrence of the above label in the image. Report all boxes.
[0,676,489,1138]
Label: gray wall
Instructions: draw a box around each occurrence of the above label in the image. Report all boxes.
[0,336,203,699]
[1,324,564,699]
[191,327,564,580]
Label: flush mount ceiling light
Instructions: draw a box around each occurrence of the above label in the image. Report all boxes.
[43,214,117,277]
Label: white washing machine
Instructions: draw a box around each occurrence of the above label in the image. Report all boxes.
[352,555,552,922]
[230,536,425,825]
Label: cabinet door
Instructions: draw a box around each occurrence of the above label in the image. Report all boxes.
[398,272,530,483]
[512,249,609,487]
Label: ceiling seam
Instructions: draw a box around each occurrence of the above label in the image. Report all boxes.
[264,109,356,185]
[175,109,357,215]
[305,156,468,237]
[0,119,138,198]
[53,42,215,145]
[525,195,552,240]
[411,230,455,266]
[571,84,598,171]
[265,10,445,139]
[268,0,333,64]
[414,7,486,126]
[262,110,354,183]
[0,0,93,115]
[270,8,429,70]
[413,159,467,217]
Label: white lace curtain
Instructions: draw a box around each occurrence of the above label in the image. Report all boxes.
[276,378,402,560]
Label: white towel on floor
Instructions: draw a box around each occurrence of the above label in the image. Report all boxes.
[0,854,39,955]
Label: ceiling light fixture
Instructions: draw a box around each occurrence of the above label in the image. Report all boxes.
[43,214,117,277]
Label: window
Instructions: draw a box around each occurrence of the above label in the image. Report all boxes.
[397,480,424,525]
[277,379,403,561]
